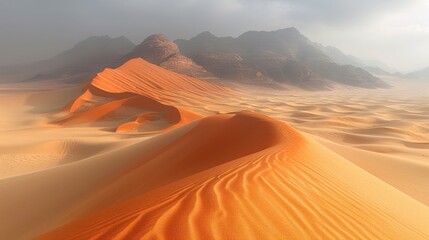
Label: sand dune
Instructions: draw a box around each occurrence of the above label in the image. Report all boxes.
[58,58,231,131]
[35,111,429,239]
[58,88,200,133]
[226,86,429,205]
[0,61,428,239]
[88,58,231,103]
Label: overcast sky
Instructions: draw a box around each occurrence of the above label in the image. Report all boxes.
[0,0,428,72]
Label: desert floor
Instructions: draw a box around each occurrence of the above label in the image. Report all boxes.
[0,70,428,239]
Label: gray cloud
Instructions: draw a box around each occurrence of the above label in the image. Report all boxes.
[0,0,427,71]
[279,0,407,24]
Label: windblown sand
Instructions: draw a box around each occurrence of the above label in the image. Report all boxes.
[0,59,428,239]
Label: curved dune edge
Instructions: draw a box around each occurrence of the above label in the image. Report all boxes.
[54,58,233,132]
[55,85,201,133]
[36,111,429,240]
[89,58,232,100]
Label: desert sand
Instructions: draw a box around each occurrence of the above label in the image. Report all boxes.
[0,59,428,239]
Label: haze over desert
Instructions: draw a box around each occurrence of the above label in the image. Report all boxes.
[0,1,428,240]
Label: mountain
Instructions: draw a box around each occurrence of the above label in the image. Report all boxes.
[405,66,429,79]
[175,28,389,89]
[316,45,365,67]
[365,59,397,73]
[0,36,135,83]
[116,34,216,80]
[315,45,399,76]
[46,35,135,71]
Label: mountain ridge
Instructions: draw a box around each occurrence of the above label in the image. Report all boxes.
[114,34,216,80]
[0,35,135,83]
[175,28,389,89]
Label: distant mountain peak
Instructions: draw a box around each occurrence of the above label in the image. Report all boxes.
[405,66,429,79]
[239,27,302,37]
[144,34,170,42]
[275,27,301,34]
[192,31,217,40]
[71,35,135,52]
[78,35,125,43]
[117,34,215,80]
[116,35,132,41]
[125,34,179,65]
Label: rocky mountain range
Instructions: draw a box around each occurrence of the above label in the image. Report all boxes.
[114,34,216,80]
[175,28,389,89]
[404,66,429,79]
[1,27,392,89]
[315,44,400,76]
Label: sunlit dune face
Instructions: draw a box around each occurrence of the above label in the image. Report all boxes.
[0,0,429,239]
[0,37,428,240]
[55,58,232,133]
[35,111,429,240]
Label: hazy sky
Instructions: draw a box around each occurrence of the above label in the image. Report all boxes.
[0,0,428,72]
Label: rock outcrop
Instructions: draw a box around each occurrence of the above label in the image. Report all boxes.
[118,34,216,80]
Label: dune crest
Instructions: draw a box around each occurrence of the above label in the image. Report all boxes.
[89,58,231,101]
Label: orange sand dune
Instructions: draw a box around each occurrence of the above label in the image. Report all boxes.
[57,88,200,132]
[59,58,232,131]
[87,58,232,105]
[224,86,429,205]
[1,62,428,240]
[36,111,429,240]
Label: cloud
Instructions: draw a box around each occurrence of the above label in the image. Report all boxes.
[240,0,413,26]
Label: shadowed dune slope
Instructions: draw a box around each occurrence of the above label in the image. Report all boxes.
[37,111,429,240]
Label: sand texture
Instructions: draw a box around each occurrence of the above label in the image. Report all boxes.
[0,58,428,239]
